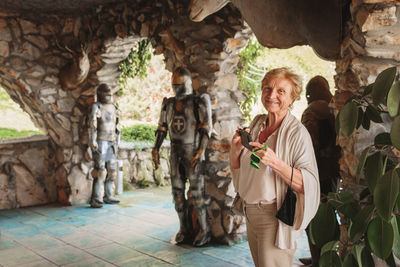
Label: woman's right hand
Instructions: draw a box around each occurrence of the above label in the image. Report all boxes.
[231,127,243,151]
[230,127,248,169]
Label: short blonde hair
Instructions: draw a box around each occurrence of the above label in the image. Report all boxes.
[262,67,303,103]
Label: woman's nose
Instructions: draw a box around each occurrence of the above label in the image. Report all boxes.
[266,89,277,98]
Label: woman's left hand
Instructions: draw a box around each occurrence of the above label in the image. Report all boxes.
[249,141,278,168]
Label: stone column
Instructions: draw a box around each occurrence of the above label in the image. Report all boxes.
[333,1,400,193]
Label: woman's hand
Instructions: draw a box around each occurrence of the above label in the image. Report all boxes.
[249,141,278,168]
[229,127,247,169]
[231,127,245,151]
[250,141,304,193]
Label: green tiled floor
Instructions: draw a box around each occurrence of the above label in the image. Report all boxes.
[0,186,310,266]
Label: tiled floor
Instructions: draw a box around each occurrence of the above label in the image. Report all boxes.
[0,186,310,266]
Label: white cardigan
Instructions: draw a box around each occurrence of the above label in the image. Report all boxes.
[232,111,320,249]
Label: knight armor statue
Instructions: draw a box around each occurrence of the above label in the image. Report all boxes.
[152,67,212,247]
[89,83,120,208]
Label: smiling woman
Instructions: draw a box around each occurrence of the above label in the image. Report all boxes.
[229,67,320,267]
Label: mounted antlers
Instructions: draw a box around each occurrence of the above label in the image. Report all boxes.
[59,44,90,91]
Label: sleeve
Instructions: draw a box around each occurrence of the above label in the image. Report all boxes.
[291,126,320,230]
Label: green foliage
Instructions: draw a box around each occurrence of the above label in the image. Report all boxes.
[121,124,157,142]
[312,67,400,265]
[0,127,43,140]
[236,37,265,122]
[118,39,152,95]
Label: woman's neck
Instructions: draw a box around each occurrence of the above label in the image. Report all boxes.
[259,110,288,143]
[267,110,287,128]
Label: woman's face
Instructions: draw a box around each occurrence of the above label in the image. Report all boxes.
[261,77,294,114]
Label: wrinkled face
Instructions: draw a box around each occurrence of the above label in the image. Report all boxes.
[261,77,294,114]
[172,71,192,97]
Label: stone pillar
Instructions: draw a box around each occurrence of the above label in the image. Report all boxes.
[333,1,400,192]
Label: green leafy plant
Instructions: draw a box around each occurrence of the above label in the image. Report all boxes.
[118,39,152,95]
[311,67,400,266]
[236,37,265,122]
[121,124,158,142]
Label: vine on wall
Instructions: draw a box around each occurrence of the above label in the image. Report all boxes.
[236,37,265,122]
[118,39,152,95]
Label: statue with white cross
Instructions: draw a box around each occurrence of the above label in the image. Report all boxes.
[152,67,213,247]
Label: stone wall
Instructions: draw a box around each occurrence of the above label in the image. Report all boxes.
[0,135,56,209]
[333,0,400,193]
[118,141,171,188]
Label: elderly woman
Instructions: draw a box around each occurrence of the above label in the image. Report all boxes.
[229,68,320,267]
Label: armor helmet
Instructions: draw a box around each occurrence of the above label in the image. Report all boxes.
[172,67,193,98]
[97,84,113,104]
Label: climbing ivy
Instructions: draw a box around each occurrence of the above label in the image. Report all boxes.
[118,39,152,95]
[236,37,265,122]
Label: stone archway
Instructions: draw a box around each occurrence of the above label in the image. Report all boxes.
[0,0,250,243]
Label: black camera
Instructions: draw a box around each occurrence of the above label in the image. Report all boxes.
[238,128,254,151]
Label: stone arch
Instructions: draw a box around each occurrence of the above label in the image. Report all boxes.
[0,0,250,243]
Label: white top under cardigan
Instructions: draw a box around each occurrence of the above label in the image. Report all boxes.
[238,129,277,204]
[231,111,320,249]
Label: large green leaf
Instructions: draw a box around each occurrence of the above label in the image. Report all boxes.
[392,215,400,259]
[356,107,363,129]
[320,240,340,256]
[387,81,400,117]
[319,251,342,267]
[349,205,374,242]
[397,194,400,212]
[343,253,358,267]
[362,84,374,97]
[374,132,392,146]
[328,192,360,220]
[390,116,400,150]
[365,105,383,123]
[374,169,400,222]
[365,152,383,193]
[356,146,371,183]
[371,67,397,106]
[309,202,339,247]
[362,111,371,130]
[339,101,358,136]
[367,217,394,260]
[351,245,363,267]
[361,247,375,267]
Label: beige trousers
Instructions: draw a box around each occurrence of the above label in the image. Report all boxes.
[244,203,295,267]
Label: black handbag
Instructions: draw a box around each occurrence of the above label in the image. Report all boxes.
[276,167,296,226]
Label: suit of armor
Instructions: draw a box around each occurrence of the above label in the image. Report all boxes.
[89,84,121,208]
[152,67,212,247]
